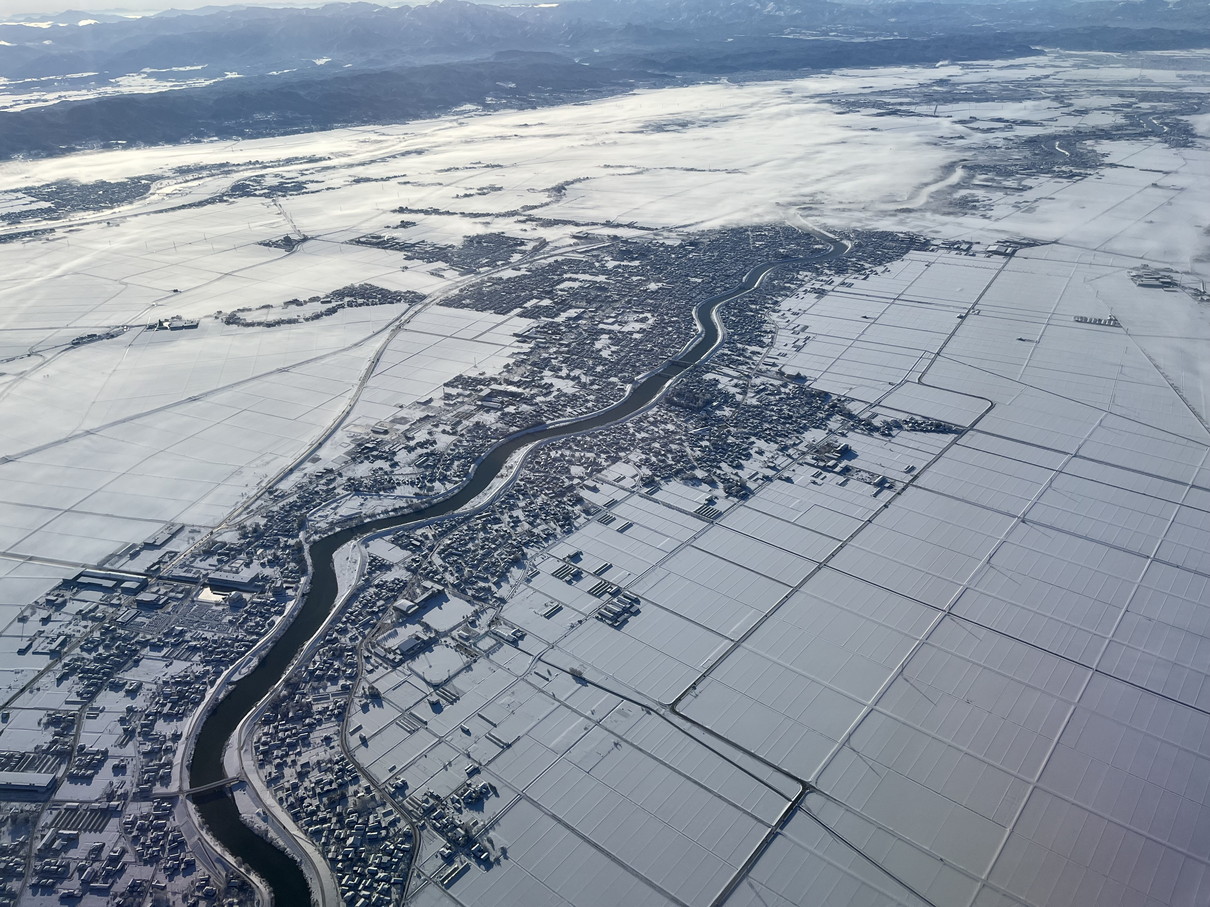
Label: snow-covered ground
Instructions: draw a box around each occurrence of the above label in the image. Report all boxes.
[0,48,1209,907]
[1,45,1206,656]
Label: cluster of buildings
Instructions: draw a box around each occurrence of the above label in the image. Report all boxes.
[0,176,155,227]
[254,626,415,905]
[412,781,500,879]
[0,211,969,907]
[352,231,531,275]
[0,538,309,903]
[122,800,193,876]
[218,284,422,329]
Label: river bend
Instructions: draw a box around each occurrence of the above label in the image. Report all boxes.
[187,242,842,904]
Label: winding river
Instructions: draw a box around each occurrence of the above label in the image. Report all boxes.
[187,241,843,905]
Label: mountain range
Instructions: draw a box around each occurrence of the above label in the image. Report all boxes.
[0,0,1206,159]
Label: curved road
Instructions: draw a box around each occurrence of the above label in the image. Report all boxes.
[187,238,846,905]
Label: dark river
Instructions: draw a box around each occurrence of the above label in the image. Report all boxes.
[187,244,841,904]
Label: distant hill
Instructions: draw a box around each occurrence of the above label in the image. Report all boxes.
[0,54,661,158]
[0,33,1041,159]
[0,0,1207,160]
[0,1,547,80]
[2,0,1208,83]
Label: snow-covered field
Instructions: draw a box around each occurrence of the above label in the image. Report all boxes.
[0,46,1207,907]
[0,46,1207,670]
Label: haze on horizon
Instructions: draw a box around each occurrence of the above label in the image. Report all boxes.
[1,0,554,19]
[2,0,1055,23]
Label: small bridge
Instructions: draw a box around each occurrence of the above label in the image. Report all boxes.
[184,777,241,797]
